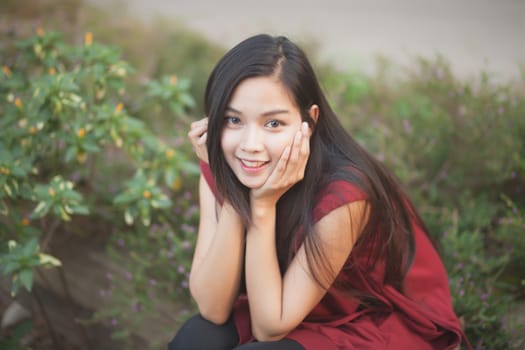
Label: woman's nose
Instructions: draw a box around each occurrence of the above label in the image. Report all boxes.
[240,125,264,152]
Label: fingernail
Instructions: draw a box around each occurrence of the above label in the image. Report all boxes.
[302,122,308,133]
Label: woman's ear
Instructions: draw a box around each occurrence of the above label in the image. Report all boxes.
[308,104,319,125]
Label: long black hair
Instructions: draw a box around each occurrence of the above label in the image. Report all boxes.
[205,34,421,296]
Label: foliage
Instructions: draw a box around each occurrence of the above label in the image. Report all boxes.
[321,57,525,348]
[0,28,197,306]
[92,190,199,349]
[0,320,33,350]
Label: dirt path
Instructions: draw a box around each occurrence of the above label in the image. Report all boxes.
[88,0,525,82]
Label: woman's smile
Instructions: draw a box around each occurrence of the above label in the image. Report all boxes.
[238,158,270,172]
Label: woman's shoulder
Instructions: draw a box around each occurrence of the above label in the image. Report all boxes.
[200,161,223,202]
[313,176,368,223]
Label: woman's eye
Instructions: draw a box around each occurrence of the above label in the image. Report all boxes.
[266,120,281,128]
[225,116,241,125]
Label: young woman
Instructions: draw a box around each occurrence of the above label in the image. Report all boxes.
[168,34,470,350]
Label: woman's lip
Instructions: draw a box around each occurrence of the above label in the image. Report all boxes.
[238,158,269,172]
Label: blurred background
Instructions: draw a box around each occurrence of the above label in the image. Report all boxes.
[89,0,525,81]
[1,0,524,349]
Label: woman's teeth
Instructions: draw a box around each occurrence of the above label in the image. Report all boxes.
[242,160,267,168]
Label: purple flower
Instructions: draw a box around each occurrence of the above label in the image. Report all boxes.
[403,119,412,134]
[438,169,448,180]
[186,205,199,218]
[182,240,192,250]
[111,318,118,326]
[124,271,133,281]
[149,279,157,286]
[480,293,488,301]
[117,238,125,247]
[436,69,444,80]
[131,303,143,312]
[178,265,185,274]
[181,281,189,289]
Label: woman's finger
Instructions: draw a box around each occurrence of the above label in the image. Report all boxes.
[188,117,209,163]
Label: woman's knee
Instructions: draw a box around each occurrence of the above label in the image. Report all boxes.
[233,339,305,350]
[167,314,238,350]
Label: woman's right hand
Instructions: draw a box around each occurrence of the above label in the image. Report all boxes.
[188,117,209,163]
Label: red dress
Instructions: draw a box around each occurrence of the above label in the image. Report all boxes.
[200,162,468,350]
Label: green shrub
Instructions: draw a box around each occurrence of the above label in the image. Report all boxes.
[0,28,198,343]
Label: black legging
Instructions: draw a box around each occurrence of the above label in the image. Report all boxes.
[168,314,305,350]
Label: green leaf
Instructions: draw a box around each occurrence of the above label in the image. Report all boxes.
[31,201,51,218]
[65,146,76,163]
[151,197,172,209]
[114,191,136,205]
[3,183,13,197]
[2,262,19,275]
[0,200,8,215]
[58,206,71,221]
[179,93,196,108]
[18,269,34,291]
[71,205,89,215]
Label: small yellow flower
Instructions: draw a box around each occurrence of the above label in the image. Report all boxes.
[36,27,45,37]
[172,178,182,191]
[115,103,123,113]
[18,118,28,128]
[48,67,56,75]
[165,149,175,158]
[29,126,37,134]
[143,190,151,199]
[77,128,86,138]
[170,75,178,85]
[14,98,22,109]
[48,188,56,197]
[84,32,93,46]
[76,152,87,163]
[96,88,105,100]
[0,167,9,175]
[21,218,30,226]
[2,65,12,77]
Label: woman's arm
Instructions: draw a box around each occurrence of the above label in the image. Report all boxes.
[244,122,365,340]
[245,199,366,341]
[189,175,245,324]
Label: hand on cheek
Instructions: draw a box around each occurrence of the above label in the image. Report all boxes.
[251,122,311,205]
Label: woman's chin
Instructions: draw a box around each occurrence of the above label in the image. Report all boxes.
[238,178,266,189]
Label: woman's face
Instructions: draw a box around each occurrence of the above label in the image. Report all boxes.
[220,76,304,189]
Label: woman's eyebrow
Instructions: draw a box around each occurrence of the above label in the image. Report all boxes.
[225,106,290,117]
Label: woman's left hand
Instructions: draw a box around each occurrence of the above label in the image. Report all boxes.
[251,122,311,208]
